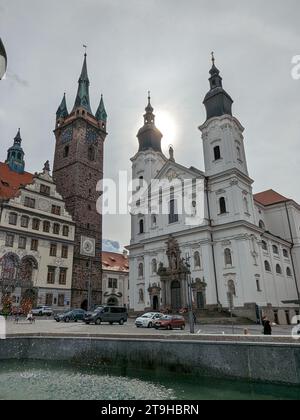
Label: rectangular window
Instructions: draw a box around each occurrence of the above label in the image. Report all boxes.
[9,213,18,226]
[21,216,29,228]
[59,269,67,285]
[24,197,36,209]
[51,205,61,216]
[108,278,118,289]
[18,236,27,249]
[47,267,56,284]
[50,244,57,257]
[5,234,14,247]
[58,294,65,307]
[53,224,60,235]
[31,239,39,251]
[43,221,50,233]
[40,184,51,196]
[256,279,262,292]
[169,200,179,224]
[63,225,69,237]
[45,294,53,306]
[32,219,40,231]
[61,246,68,259]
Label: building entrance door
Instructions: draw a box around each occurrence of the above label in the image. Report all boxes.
[197,292,205,310]
[153,296,159,311]
[171,280,181,311]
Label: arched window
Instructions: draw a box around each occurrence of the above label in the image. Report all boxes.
[283,249,289,259]
[214,146,221,161]
[139,288,144,303]
[139,219,144,234]
[219,197,227,215]
[138,263,144,278]
[276,264,282,275]
[88,146,95,161]
[262,241,268,251]
[194,252,201,269]
[272,245,279,255]
[286,267,292,277]
[259,220,265,230]
[264,261,271,272]
[228,280,236,297]
[244,197,249,213]
[152,259,157,274]
[225,249,233,266]
[63,145,69,158]
[237,146,242,161]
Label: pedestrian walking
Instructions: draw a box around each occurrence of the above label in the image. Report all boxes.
[262,317,272,336]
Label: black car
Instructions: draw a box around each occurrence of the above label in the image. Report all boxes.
[54,309,86,323]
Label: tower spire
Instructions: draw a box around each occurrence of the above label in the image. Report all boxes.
[6,129,25,173]
[203,54,233,121]
[137,93,163,153]
[95,94,107,124]
[56,93,69,119]
[72,52,92,114]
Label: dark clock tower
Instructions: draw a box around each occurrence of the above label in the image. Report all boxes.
[53,53,107,309]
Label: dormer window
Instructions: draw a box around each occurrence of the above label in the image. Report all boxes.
[40,184,51,196]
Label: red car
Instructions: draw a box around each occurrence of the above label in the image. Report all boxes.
[154,315,185,331]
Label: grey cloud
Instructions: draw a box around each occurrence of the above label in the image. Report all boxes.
[1,0,300,247]
[6,71,29,87]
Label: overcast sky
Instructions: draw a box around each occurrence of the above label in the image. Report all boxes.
[1,0,300,249]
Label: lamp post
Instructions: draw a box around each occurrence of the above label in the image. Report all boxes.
[183,255,195,334]
[0,38,7,80]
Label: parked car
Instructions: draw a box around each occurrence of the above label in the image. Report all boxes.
[54,309,86,323]
[84,306,128,325]
[154,315,186,330]
[135,312,164,328]
[31,306,53,316]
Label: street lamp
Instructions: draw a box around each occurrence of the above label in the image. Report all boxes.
[182,255,195,334]
[0,38,7,80]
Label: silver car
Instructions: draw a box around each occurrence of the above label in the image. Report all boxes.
[135,312,163,328]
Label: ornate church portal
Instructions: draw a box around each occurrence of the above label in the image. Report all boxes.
[157,236,190,312]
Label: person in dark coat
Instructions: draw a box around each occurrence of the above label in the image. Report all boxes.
[262,317,272,336]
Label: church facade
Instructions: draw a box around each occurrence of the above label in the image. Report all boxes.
[127,59,300,324]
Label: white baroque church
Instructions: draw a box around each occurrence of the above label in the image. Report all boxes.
[127,58,300,324]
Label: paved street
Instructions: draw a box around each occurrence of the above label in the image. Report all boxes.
[4,317,298,337]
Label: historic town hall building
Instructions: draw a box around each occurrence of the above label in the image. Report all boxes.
[0,131,75,312]
[128,58,300,324]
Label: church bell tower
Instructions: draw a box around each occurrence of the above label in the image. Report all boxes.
[53,53,107,309]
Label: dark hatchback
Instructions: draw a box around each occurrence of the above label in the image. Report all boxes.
[54,309,86,323]
[84,306,128,325]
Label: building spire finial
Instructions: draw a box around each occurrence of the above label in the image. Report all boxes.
[211,51,215,65]
[83,44,87,57]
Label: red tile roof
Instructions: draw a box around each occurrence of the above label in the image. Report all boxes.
[102,251,129,273]
[0,162,33,200]
[254,190,290,207]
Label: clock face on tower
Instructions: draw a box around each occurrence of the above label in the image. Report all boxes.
[86,127,98,144]
[61,126,73,144]
[80,236,96,257]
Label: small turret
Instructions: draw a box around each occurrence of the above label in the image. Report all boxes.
[5,129,25,174]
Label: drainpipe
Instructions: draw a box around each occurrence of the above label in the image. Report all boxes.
[205,178,221,308]
[285,202,300,305]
